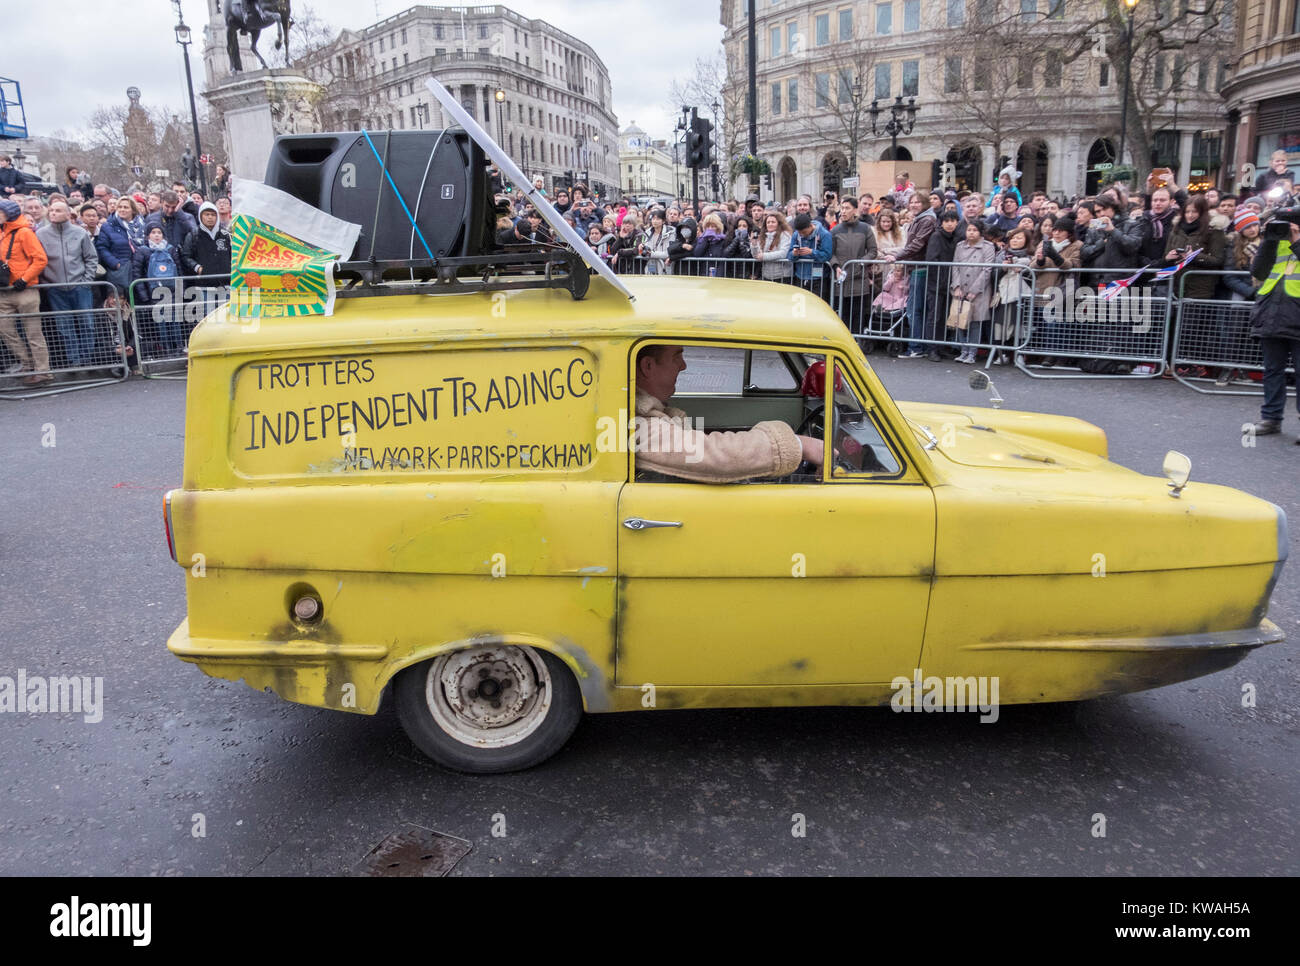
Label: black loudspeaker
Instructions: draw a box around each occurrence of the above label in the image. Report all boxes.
[264,131,492,261]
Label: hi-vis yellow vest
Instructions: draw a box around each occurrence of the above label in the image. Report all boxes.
[1259,239,1300,297]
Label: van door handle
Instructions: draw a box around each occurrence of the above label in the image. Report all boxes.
[622,517,683,530]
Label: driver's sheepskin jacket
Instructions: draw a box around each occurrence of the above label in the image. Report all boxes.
[633,389,803,483]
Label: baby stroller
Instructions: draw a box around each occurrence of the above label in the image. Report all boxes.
[859,268,909,356]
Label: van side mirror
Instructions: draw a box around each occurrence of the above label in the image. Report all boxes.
[968,370,1002,409]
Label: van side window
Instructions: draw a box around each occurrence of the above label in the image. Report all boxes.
[631,343,824,484]
[827,359,903,478]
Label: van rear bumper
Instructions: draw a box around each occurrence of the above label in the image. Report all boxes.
[167,619,388,713]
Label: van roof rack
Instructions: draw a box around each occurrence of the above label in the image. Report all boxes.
[334,249,592,301]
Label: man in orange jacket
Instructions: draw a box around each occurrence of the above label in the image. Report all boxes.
[0,199,51,384]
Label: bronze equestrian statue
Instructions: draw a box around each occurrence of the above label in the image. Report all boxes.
[223,0,293,73]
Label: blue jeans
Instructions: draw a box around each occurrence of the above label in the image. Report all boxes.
[1259,337,1300,421]
[46,284,95,368]
[905,268,929,353]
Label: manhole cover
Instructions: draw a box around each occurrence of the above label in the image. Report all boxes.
[359,827,472,877]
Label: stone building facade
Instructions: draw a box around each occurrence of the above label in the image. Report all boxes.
[291,5,620,197]
[1221,0,1300,189]
[722,0,1234,201]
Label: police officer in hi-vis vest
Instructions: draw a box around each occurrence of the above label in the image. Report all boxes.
[1248,209,1300,440]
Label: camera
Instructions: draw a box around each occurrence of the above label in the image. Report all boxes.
[1264,205,1300,239]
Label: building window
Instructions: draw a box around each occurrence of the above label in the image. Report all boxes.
[378,37,384,52]
[903,0,920,31]
[788,77,799,112]
[816,12,830,45]
[1099,62,1109,86]
[404,52,409,65]
[1047,0,1064,17]
[1044,50,1061,87]
[948,0,965,26]
[1154,54,1165,90]
[435,25,443,39]
[1196,58,1208,91]
[902,59,918,96]
[973,61,990,91]
[815,72,831,107]
[401,27,407,43]
[976,0,995,21]
[787,20,799,53]
[479,24,489,39]
[876,3,892,33]
[1020,0,1036,22]
[838,68,855,103]
[1018,55,1034,88]
[437,47,447,56]
[874,62,891,99]
[944,57,961,93]
[1215,60,1226,91]
[771,81,782,114]
[839,8,853,39]
[478,47,489,56]
[770,25,781,56]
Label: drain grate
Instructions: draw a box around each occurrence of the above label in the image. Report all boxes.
[359,827,472,877]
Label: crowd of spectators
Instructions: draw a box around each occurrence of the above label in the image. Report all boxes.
[495,149,1298,376]
[0,158,232,384]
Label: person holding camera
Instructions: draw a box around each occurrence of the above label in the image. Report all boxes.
[1246,209,1300,439]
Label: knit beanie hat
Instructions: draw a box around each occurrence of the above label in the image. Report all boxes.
[0,199,20,221]
[1232,209,1260,233]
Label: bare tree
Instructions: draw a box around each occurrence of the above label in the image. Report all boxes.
[972,0,1233,189]
[784,25,881,179]
[667,52,747,193]
[936,15,1057,184]
[289,3,338,66]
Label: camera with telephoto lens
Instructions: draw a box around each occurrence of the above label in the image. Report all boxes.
[1264,206,1300,239]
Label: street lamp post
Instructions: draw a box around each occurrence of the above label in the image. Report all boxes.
[869,95,918,164]
[1117,0,1139,170]
[416,102,428,130]
[494,88,505,152]
[847,74,863,174]
[172,0,208,196]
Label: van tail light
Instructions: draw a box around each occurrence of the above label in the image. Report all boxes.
[163,491,177,563]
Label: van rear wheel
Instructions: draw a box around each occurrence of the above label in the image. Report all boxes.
[395,645,581,773]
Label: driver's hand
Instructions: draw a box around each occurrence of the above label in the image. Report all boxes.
[798,435,824,466]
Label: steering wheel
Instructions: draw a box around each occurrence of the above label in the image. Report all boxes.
[797,406,827,440]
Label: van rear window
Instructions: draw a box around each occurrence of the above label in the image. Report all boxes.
[229,349,598,477]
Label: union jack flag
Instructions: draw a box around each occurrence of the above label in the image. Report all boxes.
[1152,247,1203,281]
[1100,267,1147,302]
[199,154,214,165]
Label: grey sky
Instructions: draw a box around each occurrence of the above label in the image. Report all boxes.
[5,0,722,145]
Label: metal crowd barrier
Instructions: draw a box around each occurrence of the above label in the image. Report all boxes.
[1010,266,1173,379]
[620,254,784,280]
[834,257,1033,368]
[0,279,129,399]
[1169,269,1288,396]
[127,274,231,379]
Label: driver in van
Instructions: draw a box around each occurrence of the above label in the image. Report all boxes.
[635,344,824,482]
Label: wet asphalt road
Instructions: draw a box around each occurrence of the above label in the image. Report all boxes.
[0,359,1296,876]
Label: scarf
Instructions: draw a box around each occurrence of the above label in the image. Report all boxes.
[1150,209,1168,240]
[148,239,170,251]
[114,214,148,251]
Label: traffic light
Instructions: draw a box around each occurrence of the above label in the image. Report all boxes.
[763,172,772,190]
[930,158,942,188]
[687,112,713,169]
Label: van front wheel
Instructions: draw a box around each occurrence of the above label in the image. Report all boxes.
[395,645,582,773]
